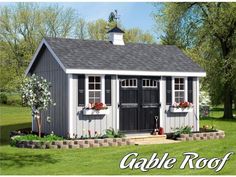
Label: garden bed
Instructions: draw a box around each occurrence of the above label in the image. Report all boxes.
[10,136,134,149]
[176,130,225,141]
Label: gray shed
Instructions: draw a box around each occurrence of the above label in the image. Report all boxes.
[26,27,206,138]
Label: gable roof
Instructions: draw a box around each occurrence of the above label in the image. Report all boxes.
[26,37,206,77]
[107,26,125,33]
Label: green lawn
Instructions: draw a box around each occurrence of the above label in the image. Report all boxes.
[0,105,236,175]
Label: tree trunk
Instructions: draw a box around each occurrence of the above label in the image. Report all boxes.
[223,86,233,119]
[35,113,42,137]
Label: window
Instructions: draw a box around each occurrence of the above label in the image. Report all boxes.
[142,79,158,88]
[174,78,185,102]
[88,76,101,103]
[121,78,137,88]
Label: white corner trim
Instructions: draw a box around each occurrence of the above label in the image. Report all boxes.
[85,75,89,106]
[196,77,200,131]
[25,38,67,75]
[184,77,188,101]
[159,77,164,128]
[68,74,74,137]
[101,75,105,103]
[172,77,175,104]
[116,76,120,130]
[66,69,206,77]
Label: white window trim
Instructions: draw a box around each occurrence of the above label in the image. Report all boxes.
[85,75,105,106]
[142,79,158,88]
[172,77,188,104]
[120,78,138,88]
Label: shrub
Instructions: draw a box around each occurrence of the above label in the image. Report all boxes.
[10,134,64,146]
[0,93,8,104]
[172,126,192,139]
[104,128,124,138]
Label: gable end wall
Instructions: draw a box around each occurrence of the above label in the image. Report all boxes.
[29,46,68,137]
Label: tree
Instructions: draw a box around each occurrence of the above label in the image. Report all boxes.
[154,2,236,118]
[75,18,87,39]
[21,74,54,137]
[0,3,78,92]
[124,28,154,44]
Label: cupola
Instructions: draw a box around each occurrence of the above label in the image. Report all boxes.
[107,26,125,45]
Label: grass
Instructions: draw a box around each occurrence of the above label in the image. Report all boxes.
[0,105,31,143]
[0,105,236,175]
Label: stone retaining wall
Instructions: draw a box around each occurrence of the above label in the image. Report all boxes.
[177,130,225,141]
[12,138,135,149]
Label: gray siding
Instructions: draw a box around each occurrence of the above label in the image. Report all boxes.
[71,75,117,137]
[30,46,68,137]
[162,77,199,133]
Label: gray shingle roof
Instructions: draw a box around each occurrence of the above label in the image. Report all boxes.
[44,37,205,73]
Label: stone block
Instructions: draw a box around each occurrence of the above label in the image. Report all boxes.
[117,142,126,146]
[193,136,200,141]
[113,138,122,143]
[79,144,89,148]
[90,143,100,148]
[99,142,109,147]
[122,138,127,142]
[94,139,104,144]
[186,137,193,141]
[58,144,69,149]
[108,142,117,146]
[104,138,113,143]
[69,144,80,149]
[48,144,58,149]
[219,135,225,139]
[85,139,94,144]
[126,141,135,145]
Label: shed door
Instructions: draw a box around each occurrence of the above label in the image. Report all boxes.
[119,77,160,132]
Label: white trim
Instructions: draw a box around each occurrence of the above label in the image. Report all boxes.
[85,75,89,106]
[25,38,66,75]
[116,76,120,130]
[66,69,206,77]
[172,77,175,104]
[184,77,188,101]
[68,74,73,138]
[196,77,200,131]
[172,77,187,103]
[159,77,164,128]
[85,75,105,105]
[101,75,105,103]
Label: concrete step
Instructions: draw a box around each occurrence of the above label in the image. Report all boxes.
[134,139,181,145]
[128,134,167,141]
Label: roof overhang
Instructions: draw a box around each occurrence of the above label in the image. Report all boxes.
[26,38,206,78]
[66,69,206,77]
[25,38,66,75]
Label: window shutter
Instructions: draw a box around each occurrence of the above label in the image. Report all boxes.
[78,75,85,106]
[188,77,193,103]
[105,75,111,106]
[166,77,172,105]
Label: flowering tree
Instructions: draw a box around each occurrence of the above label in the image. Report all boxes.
[21,74,54,137]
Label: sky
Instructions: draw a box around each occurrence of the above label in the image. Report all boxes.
[0,2,163,40]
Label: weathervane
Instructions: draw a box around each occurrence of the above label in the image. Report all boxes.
[108,10,120,27]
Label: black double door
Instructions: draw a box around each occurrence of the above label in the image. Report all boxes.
[119,76,160,132]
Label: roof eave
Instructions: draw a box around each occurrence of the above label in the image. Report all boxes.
[65,69,206,77]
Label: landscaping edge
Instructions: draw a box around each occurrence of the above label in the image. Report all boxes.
[177,130,225,141]
[11,137,135,149]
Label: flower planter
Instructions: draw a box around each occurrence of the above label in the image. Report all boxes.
[170,107,192,113]
[83,109,109,115]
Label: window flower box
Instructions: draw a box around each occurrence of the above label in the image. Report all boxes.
[170,101,193,113]
[83,102,109,115]
[83,109,109,115]
[170,107,192,113]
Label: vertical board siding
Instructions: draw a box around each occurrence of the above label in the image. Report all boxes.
[163,77,199,133]
[30,46,68,137]
[73,76,117,137]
